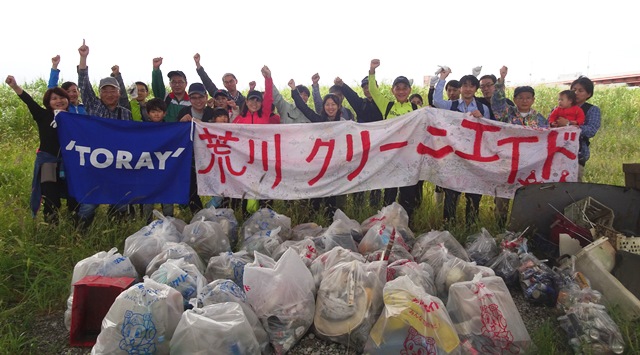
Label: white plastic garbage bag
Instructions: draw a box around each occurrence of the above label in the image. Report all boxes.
[361,202,410,234]
[150,258,206,308]
[124,217,182,276]
[309,246,366,289]
[170,303,261,355]
[200,280,270,353]
[241,226,283,257]
[205,251,253,289]
[181,218,231,262]
[190,207,238,247]
[364,276,460,354]
[412,230,469,263]
[91,277,183,355]
[314,260,386,350]
[332,209,363,242]
[436,258,495,301]
[291,222,324,241]
[244,249,315,354]
[272,239,318,267]
[387,259,436,296]
[64,248,138,330]
[447,275,531,354]
[145,242,205,276]
[465,228,499,266]
[240,208,292,247]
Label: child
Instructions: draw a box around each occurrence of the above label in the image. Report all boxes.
[549,90,585,127]
[212,107,230,123]
[142,98,174,221]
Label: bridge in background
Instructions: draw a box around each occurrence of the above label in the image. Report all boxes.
[549,73,640,87]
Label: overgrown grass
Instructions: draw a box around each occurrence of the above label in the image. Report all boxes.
[0,81,639,354]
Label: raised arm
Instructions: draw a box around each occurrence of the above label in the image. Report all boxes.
[261,66,276,122]
[111,65,131,110]
[433,68,453,109]
[311,73,323,114]
[367,59,392,115]
[491,66,510,122]
[151,57,166,99]
[48,55,60,89]
[289,79,323,122]
[76,40,100,111]
[335,77,365,119]
[194,53,219,96]
[6,75,47,119]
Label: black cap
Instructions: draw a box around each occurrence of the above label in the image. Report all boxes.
[167,70,187,80]
[514,86,535,98]
[392,76,411,87]
[361,76,369,87]
[213,89,230,99]
[187,83,206,96]
[247,90,263,101]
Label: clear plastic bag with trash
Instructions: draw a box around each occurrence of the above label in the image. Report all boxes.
[241,226,283,258]
[64,248,138,330]
[190,207,238,248]
[558,302,625,354]
[447,275,531,354]
[150,258,206,309]
[145,242,205,276]
[465,228,499,266]
[309,246,366,290]
[361,202,410,234]
[488,249,522,286]
[518,253,561,306]
[181,218,231,263]
[91,277,183,355]
[435,258,495,301]
[124,213,183,276]
[291,222,324,241]
[332,209,364,243]
[240,208,292,247]
[412,230,470,264]
[272,238,318,267]
[387,259,436,296]
[314,260,386,351]
[243,249,316,354]
[364,276,461,354]
[169,302,261,355]
[199,280,270,354]
[205,251,253,289]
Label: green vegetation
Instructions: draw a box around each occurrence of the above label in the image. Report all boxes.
[0,81,639,354]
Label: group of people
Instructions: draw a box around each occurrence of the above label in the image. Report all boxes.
[6,40,601,228]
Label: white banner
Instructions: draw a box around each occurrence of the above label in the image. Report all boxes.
[194,107,579,199]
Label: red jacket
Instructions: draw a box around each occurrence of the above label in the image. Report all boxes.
[232,77,279,124]
[548,105,585,125]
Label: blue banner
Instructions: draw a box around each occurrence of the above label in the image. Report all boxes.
[56,112,192,204]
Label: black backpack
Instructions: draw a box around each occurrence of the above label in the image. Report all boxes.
[450,99,485,117]
[384,101,418,119]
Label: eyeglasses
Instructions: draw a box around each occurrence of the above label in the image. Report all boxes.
[479,83,494,90]
[170,80,186,85]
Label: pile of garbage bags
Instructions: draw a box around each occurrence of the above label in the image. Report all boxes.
[67,203,626,354]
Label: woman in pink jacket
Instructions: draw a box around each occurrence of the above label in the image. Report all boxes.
[232,66,279,124]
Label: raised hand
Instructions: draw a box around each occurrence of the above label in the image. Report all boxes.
[153,57,163,69]
[288,79,296,89]
[111,65,120,76]
[261,65,271,78]
[52,55,61,69]
[311,73,320,86]
[193,53,201,68]
[499,66,508,80]
[249,81,256,91]
[334,77,344,86]
[78,39,89,57]
[5,75,17,87]
[370,59,380,72]
[227,100,237,109]
[439,67,451,80]
[180,114,193,122]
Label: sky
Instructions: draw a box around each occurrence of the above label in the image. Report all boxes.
[2,0,639,92]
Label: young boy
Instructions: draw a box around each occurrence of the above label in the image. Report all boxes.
[142,98,174,221]
[212,107,230,123]
[549,90,585,127]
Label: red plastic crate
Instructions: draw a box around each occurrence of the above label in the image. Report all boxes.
[549,212,594,248]
[70,275,136,347]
